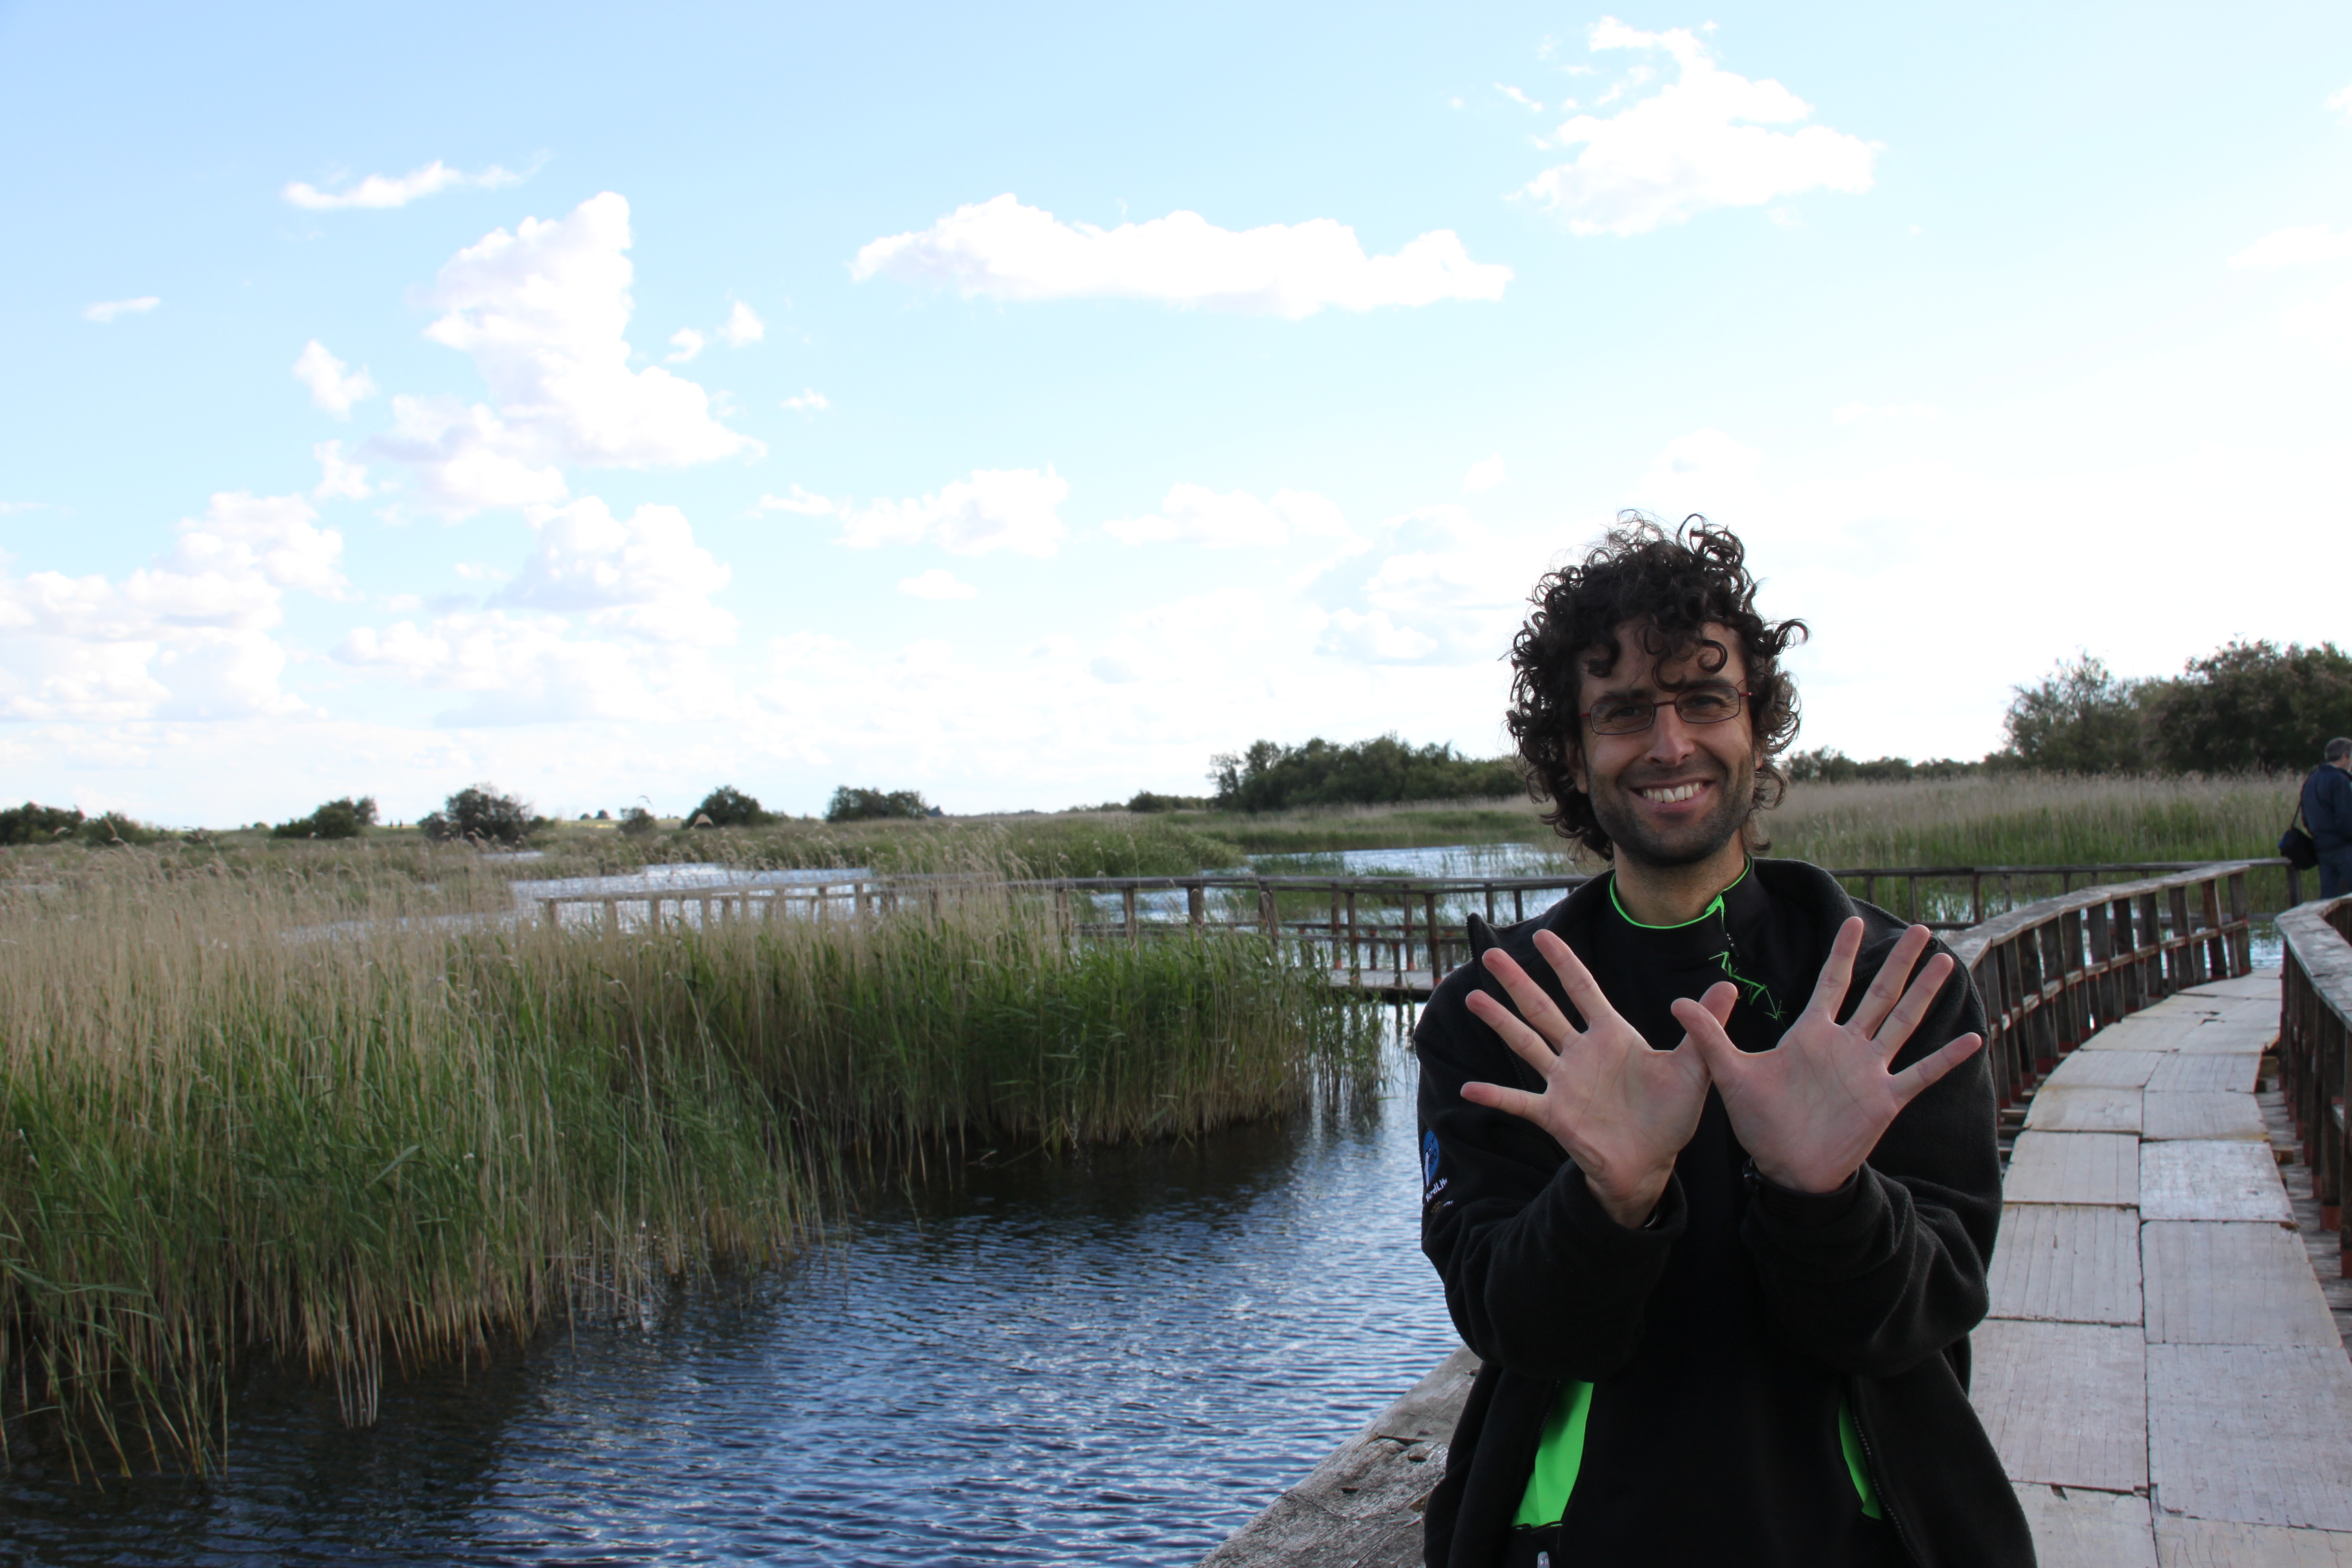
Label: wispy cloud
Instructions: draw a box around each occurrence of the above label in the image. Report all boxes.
[784,389,831,414]
[666,328,707,363]
[1462,454,1506,493]
[282,159,534,212]
[2330,82,2352,118]
[83,296,160,323]
[854,195,1511,318]
[1521,19,1876,236]
[789,467,1069,557]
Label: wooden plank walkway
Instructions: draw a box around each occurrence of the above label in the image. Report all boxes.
[1984,977,2352,1561]
[1201,968,2352,1566]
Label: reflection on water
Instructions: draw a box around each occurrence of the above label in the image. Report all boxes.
[1248,841,1569,881]
[0,1039,1461,1567]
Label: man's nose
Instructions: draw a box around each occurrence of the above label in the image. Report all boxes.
[1646,706,1699,764]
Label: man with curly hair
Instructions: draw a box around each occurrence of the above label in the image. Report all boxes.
[1414,519,2029,1568]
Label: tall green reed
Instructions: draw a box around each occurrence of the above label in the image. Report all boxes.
[0,851,1377,1475]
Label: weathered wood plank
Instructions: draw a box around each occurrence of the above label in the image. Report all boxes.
[2176,970,2285,1002]
[2045,1049,2169,1088]
[1198,1347,1480,1568]
[2026,1085,2144,1134]
[2155,1515,2352,1566]
[2016,1483,2157,1567]
[2004,1132,2140,1206]
[2148,1344,2352,1531]
[2168,1021,2281,1054]
[1972,1320,2149,1491]
[2143,1222,2342,1347]
[2139,1141,2295,1222]
[1987,1204,2142,1324]
[2145,1051,2263,1094]
[2142,1091,2270,1141]
[2084,1015,2214,1051]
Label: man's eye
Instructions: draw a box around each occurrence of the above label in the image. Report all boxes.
[1595,701,1650,724]
[1681,692,1740,720]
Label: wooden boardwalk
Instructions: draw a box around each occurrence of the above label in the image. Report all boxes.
[1201,968,2352,1567]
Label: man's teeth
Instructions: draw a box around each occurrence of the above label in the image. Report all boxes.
[1641,783,1703,803]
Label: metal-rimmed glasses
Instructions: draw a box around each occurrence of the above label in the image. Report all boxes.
[1580,687,1750,736]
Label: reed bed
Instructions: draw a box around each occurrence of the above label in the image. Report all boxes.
[0,849,1377,1475]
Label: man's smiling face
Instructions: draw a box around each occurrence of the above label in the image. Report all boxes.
[1568,617,1758,870]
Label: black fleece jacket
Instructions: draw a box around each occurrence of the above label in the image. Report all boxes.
[1415,858,2032,1568]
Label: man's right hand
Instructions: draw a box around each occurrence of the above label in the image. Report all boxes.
[1460,929,1737,1230]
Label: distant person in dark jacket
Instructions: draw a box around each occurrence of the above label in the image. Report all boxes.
[2302,738,2352,898]
[1416,518,2029,1567]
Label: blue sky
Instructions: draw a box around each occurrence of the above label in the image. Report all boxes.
[4,1,2350,824]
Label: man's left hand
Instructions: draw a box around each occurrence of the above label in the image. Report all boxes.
[1670,918,1984,1194]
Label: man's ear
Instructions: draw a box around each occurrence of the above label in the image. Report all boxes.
[1563,734,1588,796]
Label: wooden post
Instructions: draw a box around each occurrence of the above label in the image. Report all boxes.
[1907,875,1919,924]
[1187,883,1205,931]
[2227,870,2250,975]
[1514,887,1525,922]
[2289,864,2305,907]
[1863,873,1876,909]
[1328,884,1342,970]
[1425,890,1442,976]
[1400,895,1414,983]
[603,895,619,932]
[1347,889,1359,974]
[1124,885,1139,947]
[1970,873,1983,926]
[1258,883,1279,949]
[1484,883,1497,923]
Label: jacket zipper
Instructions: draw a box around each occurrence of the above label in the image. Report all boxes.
[1847,1377,1922,1566]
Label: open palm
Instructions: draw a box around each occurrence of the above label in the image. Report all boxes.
[1671,918,1984,1194]
[1463,929,1737,1228]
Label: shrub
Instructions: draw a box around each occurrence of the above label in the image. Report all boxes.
[78,811,161,848]
[619,806,659,838]
[0,802,84,845]
[2145,640,2352,774]
[1998,653,2153,773]
[826,786,933,823]
[1786,749,1982,785]
[1126,790,1209,813]
[421,785,539,846]
[1209,734,1523,813]
[694,785,772,828]
[272,796,379,840]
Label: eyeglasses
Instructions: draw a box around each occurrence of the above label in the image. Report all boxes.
[1581,688,1749,736]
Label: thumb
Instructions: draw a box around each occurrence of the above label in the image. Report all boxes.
[1671,990,1744,1080]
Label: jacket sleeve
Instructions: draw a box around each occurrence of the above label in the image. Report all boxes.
[1736,933,2002,1379]
[1416,966,1686,1382]
[2309,769,2352,845]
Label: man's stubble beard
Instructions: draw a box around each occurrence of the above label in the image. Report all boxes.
[1588,754,1758,871]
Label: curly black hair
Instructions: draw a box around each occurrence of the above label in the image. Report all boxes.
[1506,515,1807,858]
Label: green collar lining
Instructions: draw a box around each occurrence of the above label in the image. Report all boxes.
[1606,860,1752,930]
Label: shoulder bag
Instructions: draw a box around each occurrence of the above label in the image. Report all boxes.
[2280,774,2319,869]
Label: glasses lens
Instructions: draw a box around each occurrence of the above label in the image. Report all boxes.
[1588,700,1654,735]
[1676,690,1744,725]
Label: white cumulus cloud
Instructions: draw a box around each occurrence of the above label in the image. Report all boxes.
[494,497,734,645]
[83,297,159,323]
[829,467,1068,557]
[898,568,978,600]
[853,194,1512,318]
[312,440,372,500]
[719,301,765,346]
[1522,19,1876,235]
[281,159,529,212]
[366,193,760,517]
[1463,455,1507,493]
[1104,484,1350,549]
[291,339,378,416]
[0,491,342,721]
[666,328,707,363]
[2229,225,2352,270]
[785,389,830,414]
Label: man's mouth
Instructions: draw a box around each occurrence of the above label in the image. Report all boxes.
[1635,781,1709,804]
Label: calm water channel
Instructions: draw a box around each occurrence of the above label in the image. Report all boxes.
[1,1042,1462,1567]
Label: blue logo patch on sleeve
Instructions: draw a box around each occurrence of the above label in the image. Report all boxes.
[1421,1130,1441,1192]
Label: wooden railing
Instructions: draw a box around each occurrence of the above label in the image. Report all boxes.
[1946,861,2258,1108]
[2278,897,2352,1264]
[532,863,2278,1023]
